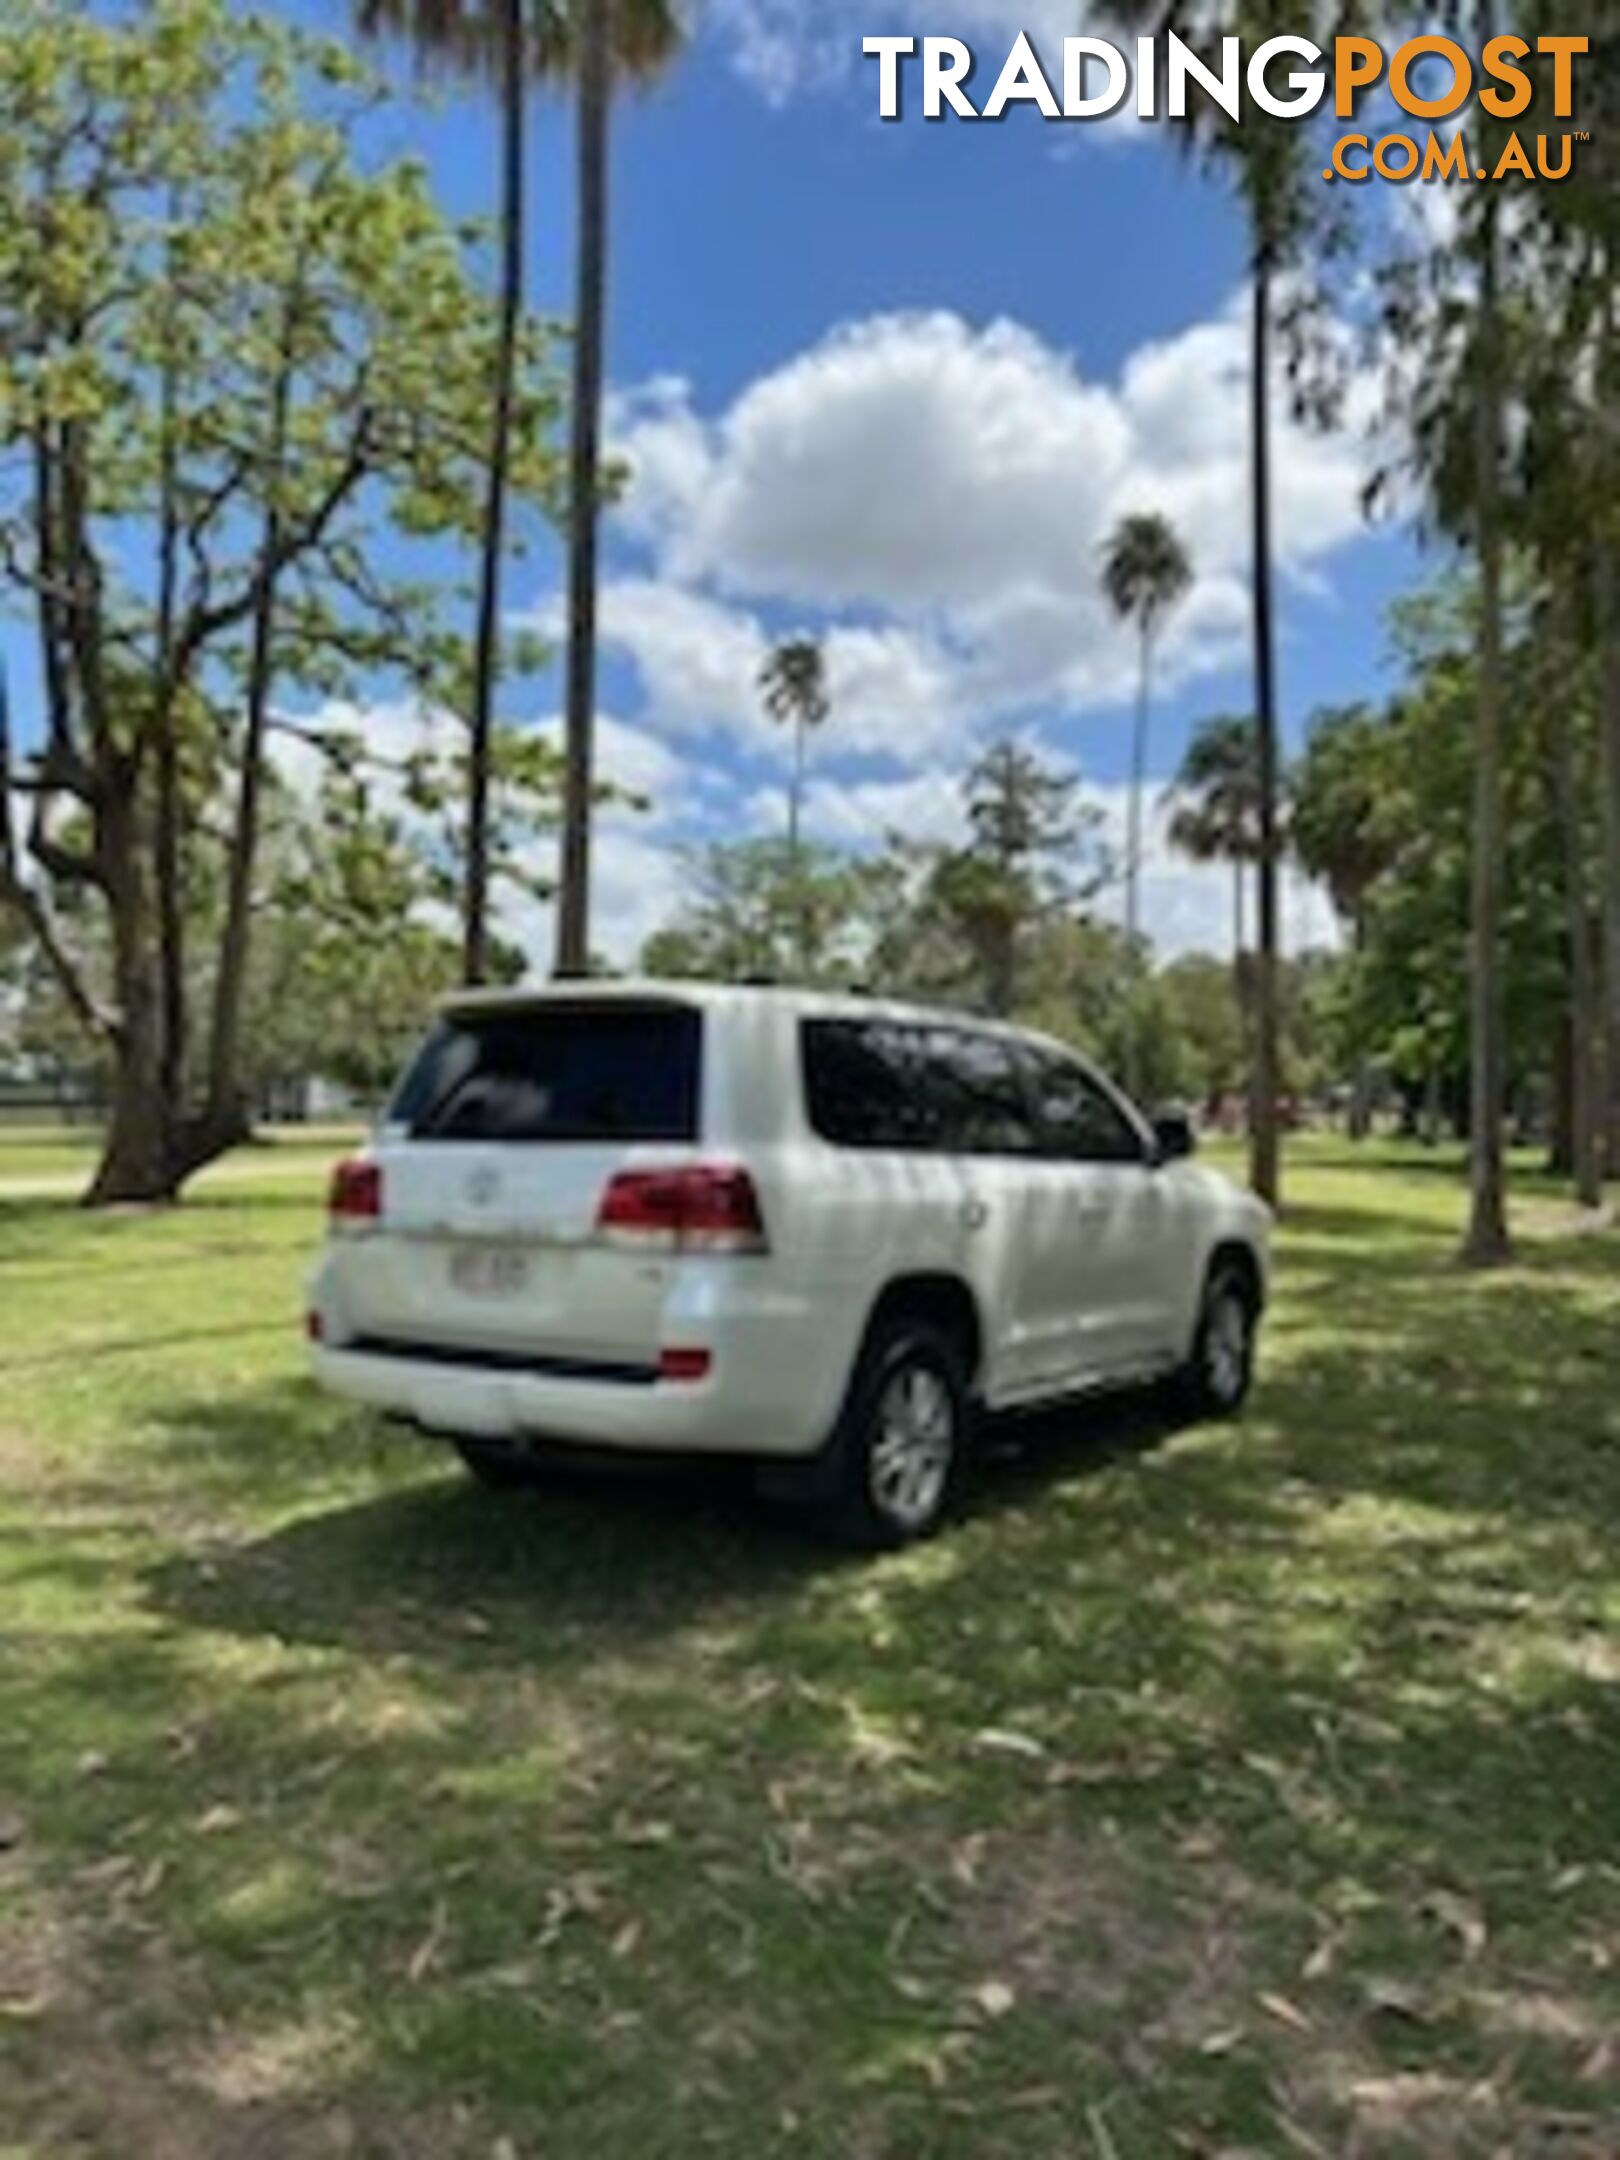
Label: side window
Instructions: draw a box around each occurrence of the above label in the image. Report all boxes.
[924,1030,1042,1158]
[803,1022,950,1150]
[1028,1051,1144,1165]
[802,1022,1041,1157]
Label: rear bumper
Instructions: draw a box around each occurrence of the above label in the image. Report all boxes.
[309,1335,831,1461]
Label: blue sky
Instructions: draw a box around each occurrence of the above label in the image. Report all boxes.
[17,5,1433,961]
[331,2,1427,958]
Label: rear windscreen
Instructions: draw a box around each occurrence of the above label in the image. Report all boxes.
[389,1005,702,1144]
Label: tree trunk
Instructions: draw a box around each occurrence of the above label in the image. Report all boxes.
[1348,915,1373,1140]
[556,0,612,980]
[788,709,810,978]
[1460,196,1512,1264]
[787,710,805,865]
[1231,856,1248,1106]
[1548,687,1604,1208]
[1249,256,1282,1209]
[1420,1064,1443,1147]
[466,0,526,989]
[154,238,185,1127]
[1598,539,1620,1181]
[206,333,296,1152]
[1547,1019,1575,1178]
[1124,622,1151,1099]
[88,807,175,1206]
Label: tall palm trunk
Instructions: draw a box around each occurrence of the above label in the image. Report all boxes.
[1462,193,1512,1262]
[787,712,806,867]
[1250,253,1282,1208]
[1549,716,1603,1209]
[1125,621,1151,1098]
[1232,855,1249,1113]
[556,0,611,979]
[1599,538,1620,1181]
[465,0,526,988]
[788,709,811,976]
[1347,914,1373,1142]
[1232,855,1246,965]
[1597,271,1620,1183]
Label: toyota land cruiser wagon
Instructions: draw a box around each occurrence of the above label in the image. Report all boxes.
[309,983,1271,1546]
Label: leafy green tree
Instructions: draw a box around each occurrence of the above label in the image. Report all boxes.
[1372,2,1557,1257]
[1308,582,1568,1162]
[0,2,564,1202]
[1292,705,1400,1136]
[642,838,878,989]
[929,740,1108,1019]
[1505,31,1620,1188]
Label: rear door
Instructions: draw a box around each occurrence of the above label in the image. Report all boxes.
[340,999,703,1370]
[914,1028,1048,1400]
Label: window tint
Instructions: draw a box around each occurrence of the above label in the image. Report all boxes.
[801,1021,950,1151]
[929,1029,1040,1155]
[389,1005,701,1144]
[1027,1050,1144,1164]
[803,1021,1040,1156]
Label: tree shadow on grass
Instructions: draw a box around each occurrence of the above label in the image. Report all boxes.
[136,1172,1620,1678]
[138,1369,1208,1677]
[13,1208,1614,2160]
[118,1355,1620,2160]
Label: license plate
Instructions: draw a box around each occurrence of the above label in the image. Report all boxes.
[448,1247,530,1299]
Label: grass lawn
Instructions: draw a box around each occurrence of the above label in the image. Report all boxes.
[0,1124,363,1192]
[2,1141,1617,2157]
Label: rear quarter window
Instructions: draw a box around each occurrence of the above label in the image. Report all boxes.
[389,1005,702,1144]
[802,1019,1040,1156]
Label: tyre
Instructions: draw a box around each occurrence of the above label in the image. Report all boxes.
[454,1438,537,1491]
[822,1320,972,1550]
[1175,1262,1258,1419]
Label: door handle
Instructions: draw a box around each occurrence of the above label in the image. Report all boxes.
[960,1197,989,1233]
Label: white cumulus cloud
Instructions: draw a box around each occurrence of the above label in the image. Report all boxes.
[599,297,1379,773]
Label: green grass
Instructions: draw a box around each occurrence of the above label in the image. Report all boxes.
[1,1141,1617,2157]
[0,1123,362,1190]
[0,1123,104,1183]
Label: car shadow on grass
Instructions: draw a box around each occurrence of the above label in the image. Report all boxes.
[139,1371,1206,1673]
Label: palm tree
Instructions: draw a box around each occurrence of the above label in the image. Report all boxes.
[357,0,565,987]
[358,2,680,988]
[1102,512,1192,1093]
[1167,715,1263,1079]
[1110,4,1364,1207]
[1292,705,1397,1141]
[555,0,682,978]
[760,638,831,867]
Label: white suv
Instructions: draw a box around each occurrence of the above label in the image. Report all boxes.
[309,983,1270,1546]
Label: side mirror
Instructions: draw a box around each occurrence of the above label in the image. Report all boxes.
[1151,1109,1197,1164]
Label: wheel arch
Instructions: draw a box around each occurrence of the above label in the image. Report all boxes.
[862,1272,985,1392]
[1206,1237,1266,1316]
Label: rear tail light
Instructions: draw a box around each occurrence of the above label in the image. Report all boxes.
[596,1165,768,1254]
[329,1157,382,1226]
[306,1310,326,1343]
[659,1346,713,1384]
